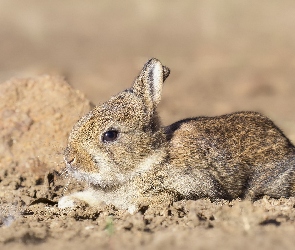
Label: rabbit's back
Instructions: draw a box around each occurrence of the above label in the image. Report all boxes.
[165,111,295,200]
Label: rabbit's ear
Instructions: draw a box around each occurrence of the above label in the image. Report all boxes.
[132,58,170,110]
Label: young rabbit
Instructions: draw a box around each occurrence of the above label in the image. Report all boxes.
[58,58,295,213]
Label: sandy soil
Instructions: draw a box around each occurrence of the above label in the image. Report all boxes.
[1,71,295,250]
[1,1,295,249]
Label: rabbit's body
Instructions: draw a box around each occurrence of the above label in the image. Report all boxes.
[165,112,295,200]
[58,58,295,213]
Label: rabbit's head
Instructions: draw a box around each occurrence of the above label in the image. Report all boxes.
[65,58,170,189]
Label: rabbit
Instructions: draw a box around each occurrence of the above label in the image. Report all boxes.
[58,58,295,214]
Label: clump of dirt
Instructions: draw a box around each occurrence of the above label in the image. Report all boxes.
[0,76,295,250]
[0,75,92,238]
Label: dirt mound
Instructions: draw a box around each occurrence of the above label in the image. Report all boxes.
[0,75,92,230]
[0,76,295,250]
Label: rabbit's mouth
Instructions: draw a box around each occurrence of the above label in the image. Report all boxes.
[64,156,78,173]
[64,160,79,178]
[64,158,124,190]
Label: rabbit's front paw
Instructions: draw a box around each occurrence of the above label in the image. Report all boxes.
[58,195,79,208]
[58,190,100,209]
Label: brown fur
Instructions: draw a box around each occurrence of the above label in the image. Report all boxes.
[165,112,295,200]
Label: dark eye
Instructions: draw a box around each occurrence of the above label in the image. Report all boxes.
[102,130,119,143]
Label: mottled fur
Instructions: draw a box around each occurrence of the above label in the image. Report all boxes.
[58,58,295,213]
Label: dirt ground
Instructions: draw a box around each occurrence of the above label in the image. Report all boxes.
[1,1,295,249]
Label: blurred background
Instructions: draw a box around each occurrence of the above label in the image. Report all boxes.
[1,0,295,141]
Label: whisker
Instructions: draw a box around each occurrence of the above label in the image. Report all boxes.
[62,178,72,194]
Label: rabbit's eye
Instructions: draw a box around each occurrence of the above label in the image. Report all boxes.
[102,130,119,143]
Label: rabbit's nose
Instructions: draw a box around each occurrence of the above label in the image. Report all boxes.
[66,157,75,165]
[64,154,76,166]
[64,147,75,164]
[64,147,76,165]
